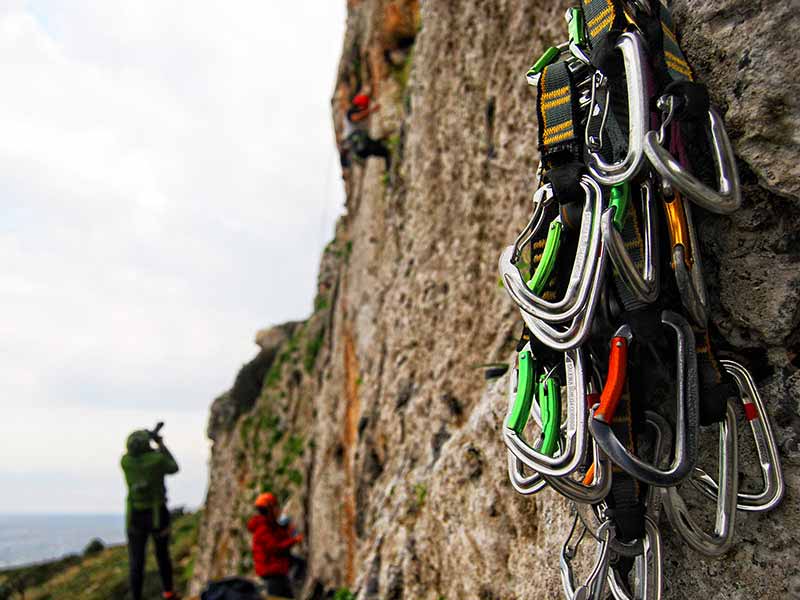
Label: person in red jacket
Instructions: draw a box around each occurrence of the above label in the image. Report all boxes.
[247,492,303,598]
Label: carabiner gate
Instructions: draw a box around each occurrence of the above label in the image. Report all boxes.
[586,32,649,186]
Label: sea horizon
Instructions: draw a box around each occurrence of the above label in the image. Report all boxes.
[0,513,126,569]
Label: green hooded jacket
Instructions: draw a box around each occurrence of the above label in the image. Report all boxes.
[121,430,179,527]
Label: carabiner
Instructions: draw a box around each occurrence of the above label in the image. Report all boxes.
[692,359,784,513]
[591,311,700,487]
[506,348,561,457]
[662,400,738,556]
[586,31,649,186]
[606,516,663,600]
[560,515,615,600]
[663,192,708,326]
[601,180,660,304]
[500,177,603,323]
[644,96,741,214]
[504,349,589,477]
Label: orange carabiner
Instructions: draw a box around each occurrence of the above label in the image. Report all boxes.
[593,327,632,423]
[583,325,633,485]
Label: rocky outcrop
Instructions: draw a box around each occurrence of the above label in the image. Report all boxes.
[190,1,800,598]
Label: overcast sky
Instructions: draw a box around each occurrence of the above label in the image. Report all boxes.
[0,1,347,513]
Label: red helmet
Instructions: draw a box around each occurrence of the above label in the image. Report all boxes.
[255,492,277,508]
[352,94,370,109]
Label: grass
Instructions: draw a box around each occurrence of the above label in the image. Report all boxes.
[0,512,201,600]
[413,483,427,508]
[304,327,325,373]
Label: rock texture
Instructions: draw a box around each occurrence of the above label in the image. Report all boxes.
[189,1,800,598]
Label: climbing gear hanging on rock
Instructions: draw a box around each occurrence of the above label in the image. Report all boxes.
[497,2,784,597]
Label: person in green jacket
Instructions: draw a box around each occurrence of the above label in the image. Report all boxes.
[121,425,180,600]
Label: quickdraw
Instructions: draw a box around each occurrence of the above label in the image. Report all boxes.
[496,2,784,597]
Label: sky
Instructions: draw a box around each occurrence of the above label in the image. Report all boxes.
[0,0,347,513]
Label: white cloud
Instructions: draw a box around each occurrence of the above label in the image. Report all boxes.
[0,1,346,512]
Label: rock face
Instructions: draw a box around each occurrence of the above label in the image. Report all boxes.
[189,1,800,598]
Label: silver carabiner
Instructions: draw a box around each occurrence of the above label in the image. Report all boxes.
[500,177,603,323]
[662,400,738,556]
[692,359,785,512]
[601,179,660,304]
[586,32,649,186]
[606,516,663,600]
[590,311,700,487]
[504,358,549,495]
[504,348,589,477]
[561,515,615,600]
[644,97,742,214]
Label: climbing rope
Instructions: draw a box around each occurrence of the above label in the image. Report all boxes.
[498,1,785,597]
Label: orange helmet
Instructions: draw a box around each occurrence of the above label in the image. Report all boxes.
[352,94,370,109]
[255,492,277,508]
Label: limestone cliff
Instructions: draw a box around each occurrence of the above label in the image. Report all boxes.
[190,1,800,598]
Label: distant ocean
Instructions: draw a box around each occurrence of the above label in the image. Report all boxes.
[0,514,126,568]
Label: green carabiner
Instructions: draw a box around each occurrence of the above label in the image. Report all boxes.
[567,7,586,47]
[507,350,535,435]
[610,182,631,232]
[527,219,563,295]
[527,46,560,79]
[538,373,562,457]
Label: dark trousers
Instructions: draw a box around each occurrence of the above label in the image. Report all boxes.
[348,132,391,169]
[357,138,390,168]
[262,575,294,598]
[127,505,174,600]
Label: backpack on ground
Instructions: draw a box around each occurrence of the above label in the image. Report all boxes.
[200,577,262,600]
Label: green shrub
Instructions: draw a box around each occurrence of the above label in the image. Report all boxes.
[83,538,105,556]
[304,328,325,373]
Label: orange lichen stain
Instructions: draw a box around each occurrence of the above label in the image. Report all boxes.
[382,0,420,48]
[341,323,361,586]
[212,535,230,580]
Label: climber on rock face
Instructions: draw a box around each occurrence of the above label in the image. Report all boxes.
[247,492,303,599]
[121,423,180,600]
[340,93,391,171]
